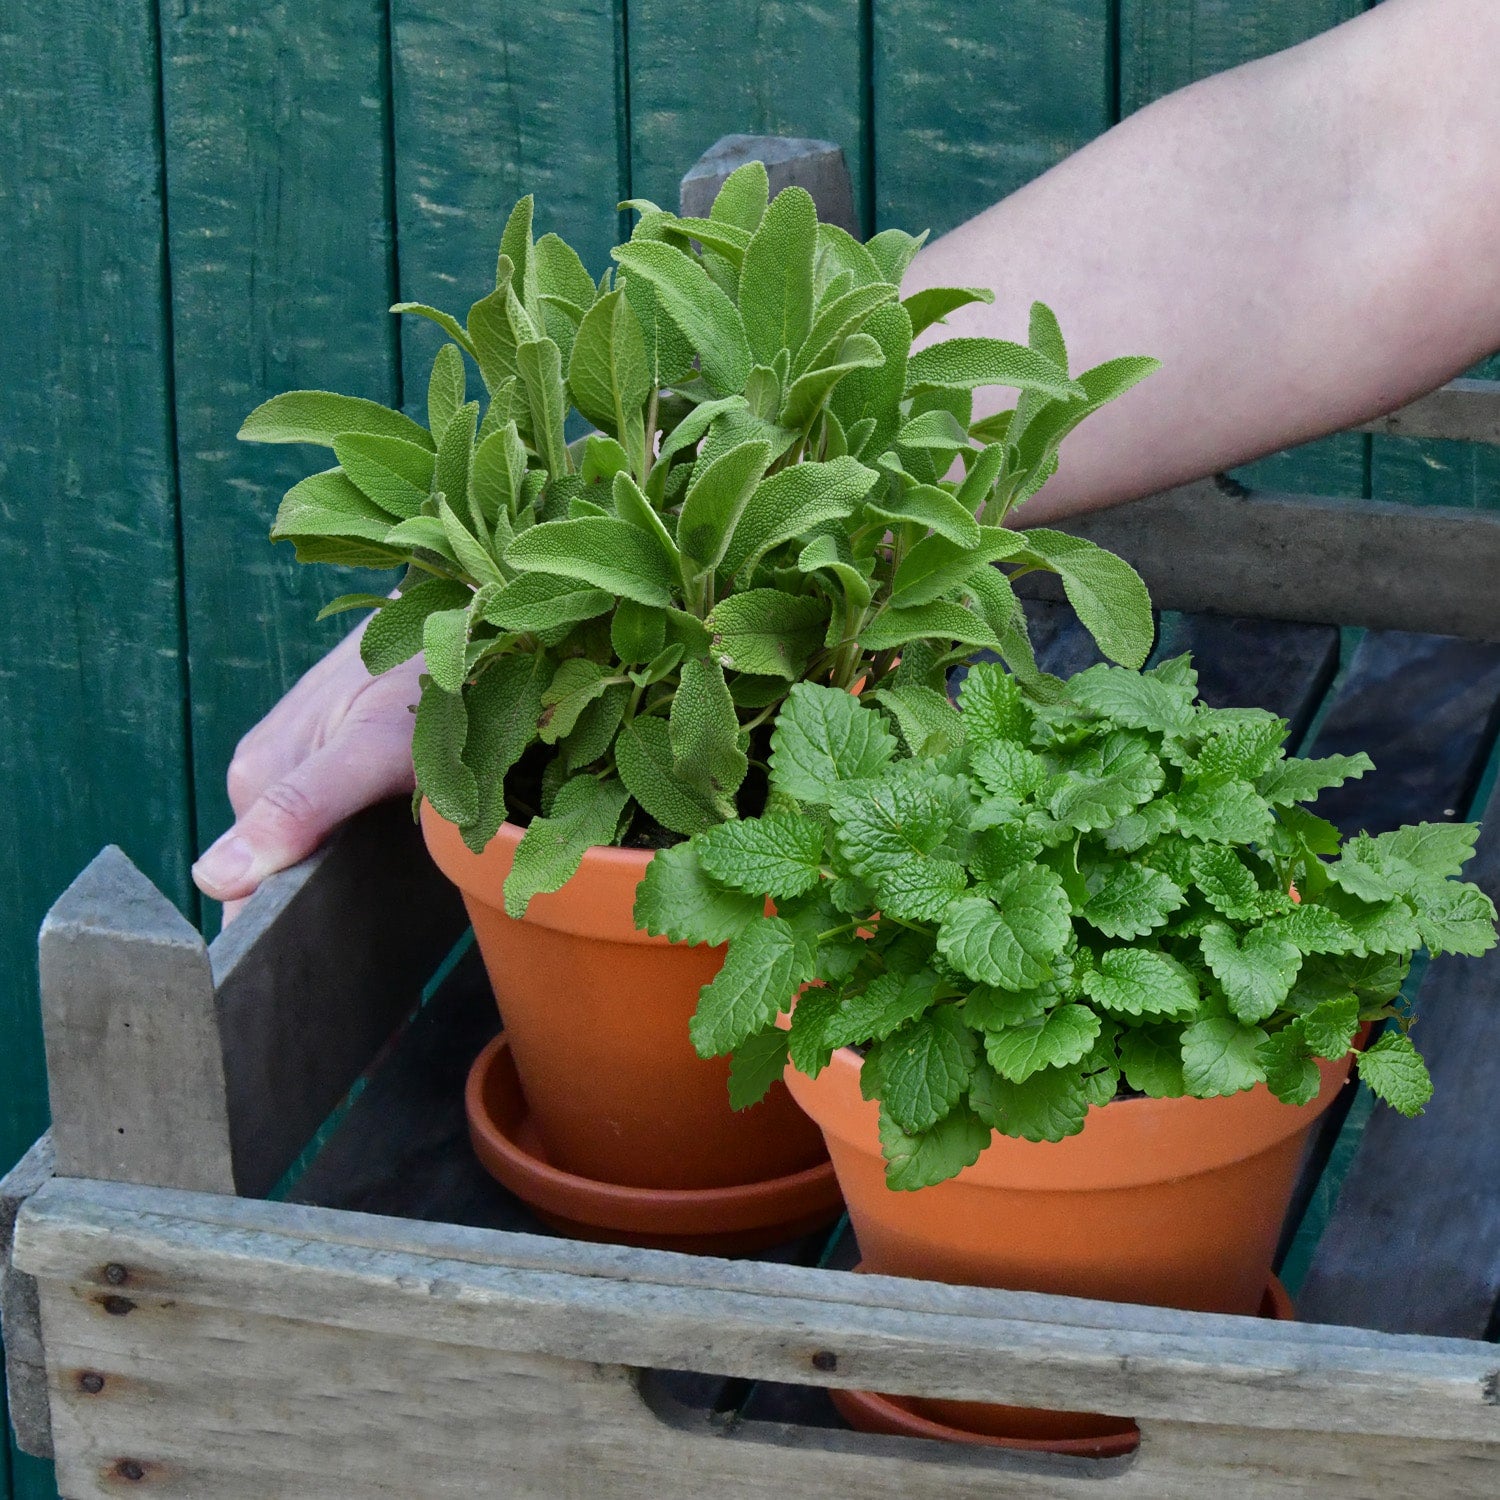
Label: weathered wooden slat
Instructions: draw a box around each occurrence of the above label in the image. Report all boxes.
[207,799,466,1200]
[1299,773,1500,1337]
[390,0,626,398]
[1,1137,54,1460]
[873,2,1112,237]
[15,1181,1500,1443]
[32,1278,1500,1500]
[1360,378,1500,447]
[629,3,867,232]
[680,137,858,235]
[38,851,233,1198]
[0,0,195,1200]
[159,0,401,852]
[1048,479,1500,640]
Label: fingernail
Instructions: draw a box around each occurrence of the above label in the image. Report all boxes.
[192,834,255,896]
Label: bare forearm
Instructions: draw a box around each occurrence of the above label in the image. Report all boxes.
[906,0,1500,520]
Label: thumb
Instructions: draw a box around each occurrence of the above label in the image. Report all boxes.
[192,738,414,903]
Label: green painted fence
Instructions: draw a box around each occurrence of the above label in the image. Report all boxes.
[3,3,1492,1493]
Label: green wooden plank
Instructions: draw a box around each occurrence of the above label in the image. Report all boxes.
[9,1451,56,1500]
[0,0,193,1182]
[873,1,1112,237]
[391,0,629,398]
[627,1,868,231]
[160,0,401,853]
[1370,354,1500,510]
[1119,0,1369,500]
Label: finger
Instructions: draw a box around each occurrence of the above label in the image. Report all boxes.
[192,732,416,902]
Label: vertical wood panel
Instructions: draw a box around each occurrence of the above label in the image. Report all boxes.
[1371,354,1500,511]
[873,1,1112,237]
[0,0,193,1179]
[160,0,401,850]
[1118,0,1369,500]
[390,0,629,398]
[627,1,868,232]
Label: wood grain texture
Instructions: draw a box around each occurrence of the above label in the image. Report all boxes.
[627,2,868,233]
[873,1,1110,236]
[159,0,402,852]
[1048,479,1500,639]
[1118,0,1369,501]
[1360,378,1500,447]
[1,1138,54,1460]
[16,1180,1500,1444]
[390,0,627,398]
[38,849,233,1198]
[1371,356,1500,511]
[0,0,194,1192]
[208,800,466,1199]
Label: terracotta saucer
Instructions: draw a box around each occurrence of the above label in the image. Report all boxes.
[828,1272,1296,1458]
[465,1034,843,1255]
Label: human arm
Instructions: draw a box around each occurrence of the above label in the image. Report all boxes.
[904,0,1500,520]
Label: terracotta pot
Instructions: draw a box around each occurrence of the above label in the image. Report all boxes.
[421,807,830,1195]
[784,1043,1353,1444]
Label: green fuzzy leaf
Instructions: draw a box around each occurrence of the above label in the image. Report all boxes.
[391,301,476,357]
[567,289,651,438]
[503,776,631,918]
[621,272,697,389]
[907,338,1080,398]
[936,873,1072,991]
[815,223,884,291]
[562,683,629,772]
[797,534,874,613]
[1181,1017,1268,1096]
[612,470,683,580]
[968,741,1048,801]
[697,814,825,900]
[956,662,1033,744]
[785,988,842,1077]
[690,916,811,1057]
[721,455,878,577]
[612,239,752,395]
[1370,822,1481,880]
[1318,887,1424,957]
[1301,995,1360,1059]
[1194,719,1288,785]
[515,338,569,478]
[615,715,723,837]
[239,390,435,451]
[316,592,392,621]
[872,684,964,758]
[1199,922,1303,1024]
[361,578,472,674]
[1174,779,1275,845]
[1014,530,1154,669]
[1067,664,1195,735]
[1189,845,1265,920]
[273,468,403,547]
[968,1062,1089,1144]
[707,590,829,679]
[830,765,963,875]
[538,660,614,744]
[505,517,676,606]
[865,481,982,548]
[422,607,470,695]
[1046,734,1164,832]
[611,599,667,665]
[878,1102,991,1190]
[1082,948,1200,1018]
[870,1007,979,1133]
[728,1025,791,1110]
[769,682,898,803]
[633,840,763,947]
[333,433,432,520]
[438,494,503,587]
[482,571,613,632]
[895,408,971,451]
[889,527,1026,608]
[1256,1029,1321,1107]
[1078,864,1185,939]
[472,420,530,526]
[1101,798,1180,853]
[460,654,549,851]
[669,655,748,817]
[739,186,817,364]
[1117,1025,1188,1097]
[780,335,886,430]
[825,969,947,1050]
[678,440,772,573]
[865,227,927,285]
[792,281,899,379]
[1259,753,1375,807]
[902,285,996,337]
[534,231,597,306]
[829,301,911,459]
[709,160,770,232]
[1407,877,1498,957]
[428,343,467,444]
[860,600,1001,654]
[1268,903,1361,955]
[983,1004,1101,1084]
[962,984,1050,1029]
[412,681,478,826]
[1356,1031,1434,1116]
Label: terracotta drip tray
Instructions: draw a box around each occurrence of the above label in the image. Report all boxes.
[829,1273,1296,1458]
[466,1034,843,1255]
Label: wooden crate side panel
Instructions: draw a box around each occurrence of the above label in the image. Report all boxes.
[1119,0,1369,501]
[0,0,195,1181]
[390,0,628,401]
[873,1,1112,237]
[160,0,402,854]
[1373,354,1500,511]
[626,2,868,233]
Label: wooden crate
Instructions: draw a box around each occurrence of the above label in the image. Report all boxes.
[5,140,1500,1498]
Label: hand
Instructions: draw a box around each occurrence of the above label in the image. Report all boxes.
[191,618,422,916]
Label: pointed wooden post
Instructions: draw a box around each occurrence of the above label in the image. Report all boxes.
[681,134,858,233]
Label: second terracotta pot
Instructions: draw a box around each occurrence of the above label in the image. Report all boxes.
[422,807,828,1192]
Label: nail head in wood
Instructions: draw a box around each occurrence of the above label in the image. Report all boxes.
[681,135,859,235]
[78,1371,105,1394]
[811,1349,838,1372]
[113,1458,147,1483]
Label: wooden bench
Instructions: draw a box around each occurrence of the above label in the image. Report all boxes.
[4,138,1500,1499]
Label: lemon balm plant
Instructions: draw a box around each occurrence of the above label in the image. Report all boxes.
[240,163,1159,919]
